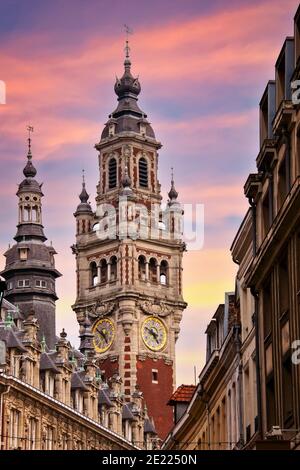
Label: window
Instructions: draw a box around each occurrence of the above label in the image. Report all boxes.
[149,258,157,283]
[262,190,271,239]
[74,390,84,413]
[152,370,158,383]
[36,280,47,288]
[17,280,30,288]
[28,418,37,450]
[24,206,31,222]
[100,259,108,284]
[139,157,148,188]
[32,206,38,222]
[279,252,289,317]
[263,278,272,339]
[110,256,117,281]
[11,355,21,378]
[160,260,168,285]
[108,158,117,189]
[62,434,68,450]
[278,156,288,209]
[9,409,21,449]
[19,248,28,261]
[7,282,13,290]
[44,372,55,397]
[90,262,98,287]
[138,255,146,281]
[46,426,53,450]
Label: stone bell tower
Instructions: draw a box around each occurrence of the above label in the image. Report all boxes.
[72,41,187,440]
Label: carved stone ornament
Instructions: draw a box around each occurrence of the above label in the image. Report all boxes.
[138,300,173,317]
[124,145,131,157]
[88,300,116,319]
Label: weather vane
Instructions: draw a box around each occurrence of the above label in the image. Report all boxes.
[27,125,34,154]
[124,24,133,58]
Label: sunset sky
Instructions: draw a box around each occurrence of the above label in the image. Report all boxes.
[0,0,299,385]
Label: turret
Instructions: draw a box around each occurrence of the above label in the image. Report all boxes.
[1,128,61,350]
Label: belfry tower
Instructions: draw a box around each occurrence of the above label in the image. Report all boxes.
[72,42,187,439]
[1,132,61,350]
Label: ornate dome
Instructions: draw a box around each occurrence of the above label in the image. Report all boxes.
[100,41,156,141]
[23,153,37,178]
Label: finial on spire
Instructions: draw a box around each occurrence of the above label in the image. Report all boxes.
[27,125,34,157]
[123,24,133,71]
[23,125,37,178]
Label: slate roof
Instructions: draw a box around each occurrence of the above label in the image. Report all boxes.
[98,388,113,407]
[122,403,135,420]
[71,371,88,391]
[40,352,60,373]
[0,328,27,352]
[144,418,156,434]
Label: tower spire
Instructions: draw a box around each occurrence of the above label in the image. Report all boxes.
[79,169,89,204]
[124,24,133,72]
[168,167,178,204]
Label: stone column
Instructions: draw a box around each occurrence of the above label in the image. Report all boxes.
[156,263,160,283]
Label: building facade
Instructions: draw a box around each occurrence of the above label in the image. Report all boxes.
[243,5,300,447]
[71,42,187,440]
[0,143,157,450]
[163,4,300,451]
[163,293,243,450]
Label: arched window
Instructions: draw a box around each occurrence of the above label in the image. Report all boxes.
[160,260,169,285]
[32,206,38,222]
[90,262,98,287]
[139,157,148,188]
[99,259,108,284]
[149,258,157,283]
[138,255,146,281]
[110,256,117,281]
[24,205,31,222]
[108,158,117,189]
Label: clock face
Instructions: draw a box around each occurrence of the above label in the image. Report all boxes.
[141,316,167,352]
[92,318,115,353]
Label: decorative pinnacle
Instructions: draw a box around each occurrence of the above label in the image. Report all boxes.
[79,169,89,203]
[168,167,178,202]
[4,311,14,330]
[40,334,46,352]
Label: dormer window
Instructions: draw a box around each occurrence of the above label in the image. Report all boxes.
[139,123,146,136]
[19,247,28,261]
[109,123,115,137]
